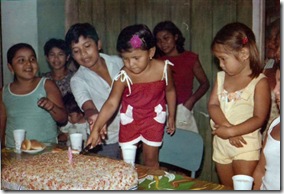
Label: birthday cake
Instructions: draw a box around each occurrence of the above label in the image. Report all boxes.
[1,151,138,190]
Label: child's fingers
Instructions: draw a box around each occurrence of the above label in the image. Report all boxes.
[234,141,243,147]
[88,120,95,132]
[239,137,247,145]
[166,127,175,135]
[214,124,220,128]
[229,138,245,148]
[37,97,46,106]
[87,133,101,148]
[38,98,55,111]
[98,125,107,140]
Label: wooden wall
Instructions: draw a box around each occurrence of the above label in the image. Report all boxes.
[65,0,252,183]
[0,4,2,88]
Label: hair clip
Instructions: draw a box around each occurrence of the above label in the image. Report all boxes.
[130,35,143,49]
[242,37,248,45]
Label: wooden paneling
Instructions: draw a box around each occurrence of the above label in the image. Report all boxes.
[104,1,121,54]
[78,0,93,22]
[92,0,106,52]
[65,0,79,32]
[119,0,136,29]
[64,0,253,183]
[0,4,2,88]
[170,0,191,51]
[190,0,214,182]
[237,0,252,27]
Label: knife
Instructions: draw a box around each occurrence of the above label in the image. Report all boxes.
[79,143,102,155]
[79,143,92,155]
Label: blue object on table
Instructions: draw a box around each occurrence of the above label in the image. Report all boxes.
[159,128,204,178]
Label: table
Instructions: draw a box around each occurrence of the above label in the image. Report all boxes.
[136,164,231,190]
[1,145,232,190]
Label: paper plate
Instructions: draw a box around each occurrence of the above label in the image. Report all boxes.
[22,146,46,154]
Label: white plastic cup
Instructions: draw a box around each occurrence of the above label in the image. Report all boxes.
[232,175,254,190]
[70,133,83,151]
[13,129,26,153]
[121,144,137,166]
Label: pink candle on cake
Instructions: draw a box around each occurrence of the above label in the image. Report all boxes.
[68,146,73,164]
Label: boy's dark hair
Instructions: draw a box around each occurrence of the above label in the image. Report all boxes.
[153,21,186,55]
[44,38,70,56]
[65,23,100,49]
[63,92,82,114]
[116,24,155,53]
[7,43,36,64]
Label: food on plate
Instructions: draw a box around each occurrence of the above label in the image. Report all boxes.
[21,139,31,150]
[21,139,44,150]
[30,140,44,149]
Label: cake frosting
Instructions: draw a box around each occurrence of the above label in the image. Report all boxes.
[1,151,138,190]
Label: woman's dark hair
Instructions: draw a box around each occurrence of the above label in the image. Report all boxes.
[65,23,100,49]
[7,43,36,64]
[211,22,262,78]
[44,38,70,56]
[153,21,186,56]
[116,24,155,53]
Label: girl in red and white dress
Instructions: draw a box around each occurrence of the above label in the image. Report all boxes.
[87,24,176,169]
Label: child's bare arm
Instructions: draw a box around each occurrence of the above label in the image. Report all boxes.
[230,78,271,136]
[82,100,99,119]
[87,80,125,147]
[208,79,231,127]
[81,100,100,133]
[165,63,176,135]
[38,79,68,125]
[214,78,271,139]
